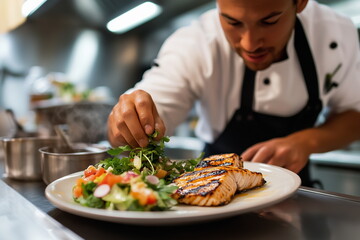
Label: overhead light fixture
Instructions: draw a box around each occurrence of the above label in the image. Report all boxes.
[0,0,26,34]
[106,1,162,34]
[22,0,47,17]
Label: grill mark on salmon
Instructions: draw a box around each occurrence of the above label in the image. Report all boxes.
[176,180,220,198]
[172,154,266,206]
[196,159,233,168]
[177,169,226,182]
[195,153,243,170]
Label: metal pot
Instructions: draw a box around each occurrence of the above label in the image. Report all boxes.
[34,102,113,143]
[2,137,61,180]
[39,144,110,185]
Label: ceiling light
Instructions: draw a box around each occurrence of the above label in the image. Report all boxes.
[0,0,26,33]
[22,0,47,17]
[106,1,162,34]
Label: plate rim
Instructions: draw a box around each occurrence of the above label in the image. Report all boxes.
[45,162,301,225]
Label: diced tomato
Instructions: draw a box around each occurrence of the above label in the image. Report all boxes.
[130,191,147,205]
[100,173,123,187]
[84,174,96,182]
[100,174,111,185]
[73,185,82,198]
[95,167,106,177]
[130,182,157,206]
[146,193,157,205]
[84,165,97,177]
[76,177,85,186]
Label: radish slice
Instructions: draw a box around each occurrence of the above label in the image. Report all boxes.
[94,184,110,198]
[146,175,159,185]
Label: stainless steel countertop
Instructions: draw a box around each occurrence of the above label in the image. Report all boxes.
[1,157,360,240]
[311,149,360,168]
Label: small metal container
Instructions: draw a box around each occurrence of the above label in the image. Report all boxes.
[2,137,61,180]
[39,145,109,185]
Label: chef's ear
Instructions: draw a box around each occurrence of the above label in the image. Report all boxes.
[295,0,309,14]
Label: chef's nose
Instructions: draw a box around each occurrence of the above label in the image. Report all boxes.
[240,28,263,52]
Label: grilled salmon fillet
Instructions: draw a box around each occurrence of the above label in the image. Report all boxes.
[195,153,243,169]
[172,154,266,206]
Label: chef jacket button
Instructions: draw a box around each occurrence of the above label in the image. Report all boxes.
[247,114,253,121]
[263,78,271,85]
[330,41,338,49]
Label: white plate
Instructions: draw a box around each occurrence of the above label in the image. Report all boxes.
[45,162,300,225]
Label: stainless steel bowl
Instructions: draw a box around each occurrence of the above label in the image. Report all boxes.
[1,137,61,180]
[39,144,109,185]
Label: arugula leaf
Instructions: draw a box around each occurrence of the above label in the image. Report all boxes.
[107,145,132,156]
[85,195,105,208]
[98,157,132,175]
[81,181,97,198]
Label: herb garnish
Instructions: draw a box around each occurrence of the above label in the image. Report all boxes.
[98,131,203,184]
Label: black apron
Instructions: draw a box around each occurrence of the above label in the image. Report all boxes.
[204,18,323,187]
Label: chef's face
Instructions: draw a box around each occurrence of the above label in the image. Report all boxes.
[217,0,308,71]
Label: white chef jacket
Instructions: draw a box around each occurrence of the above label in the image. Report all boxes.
[131,1,360,143]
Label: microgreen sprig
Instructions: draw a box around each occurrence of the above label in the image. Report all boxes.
[98,131,202,183]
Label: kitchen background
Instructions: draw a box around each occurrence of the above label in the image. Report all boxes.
[0,0,359,195]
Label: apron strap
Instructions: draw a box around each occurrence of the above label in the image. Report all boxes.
[294,18,320,103]
[240,67,256,111]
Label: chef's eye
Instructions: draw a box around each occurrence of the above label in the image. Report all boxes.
[262,19,279,26]
[228,21,242,26]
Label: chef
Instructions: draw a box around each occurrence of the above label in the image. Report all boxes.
[107,0,360,186]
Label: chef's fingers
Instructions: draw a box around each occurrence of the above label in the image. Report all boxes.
[132,90,166,141]
[119,96,149,148]
[267,151,305,173]
[267,157,287,169]
[121,120,143,148]
[276,160,300,173]
[286,164,301,174]
[133,90,157,136]
[241,143,263,161]
[281,159,306,174]
[107,93,146,148]
[108,110,137,147]
[251,145,275,163]
[108,122,128,147]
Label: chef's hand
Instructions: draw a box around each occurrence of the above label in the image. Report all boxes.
[107,90,166,148]
[241,136,311,173]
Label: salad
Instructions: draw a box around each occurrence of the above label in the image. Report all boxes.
[72,132,203,211]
